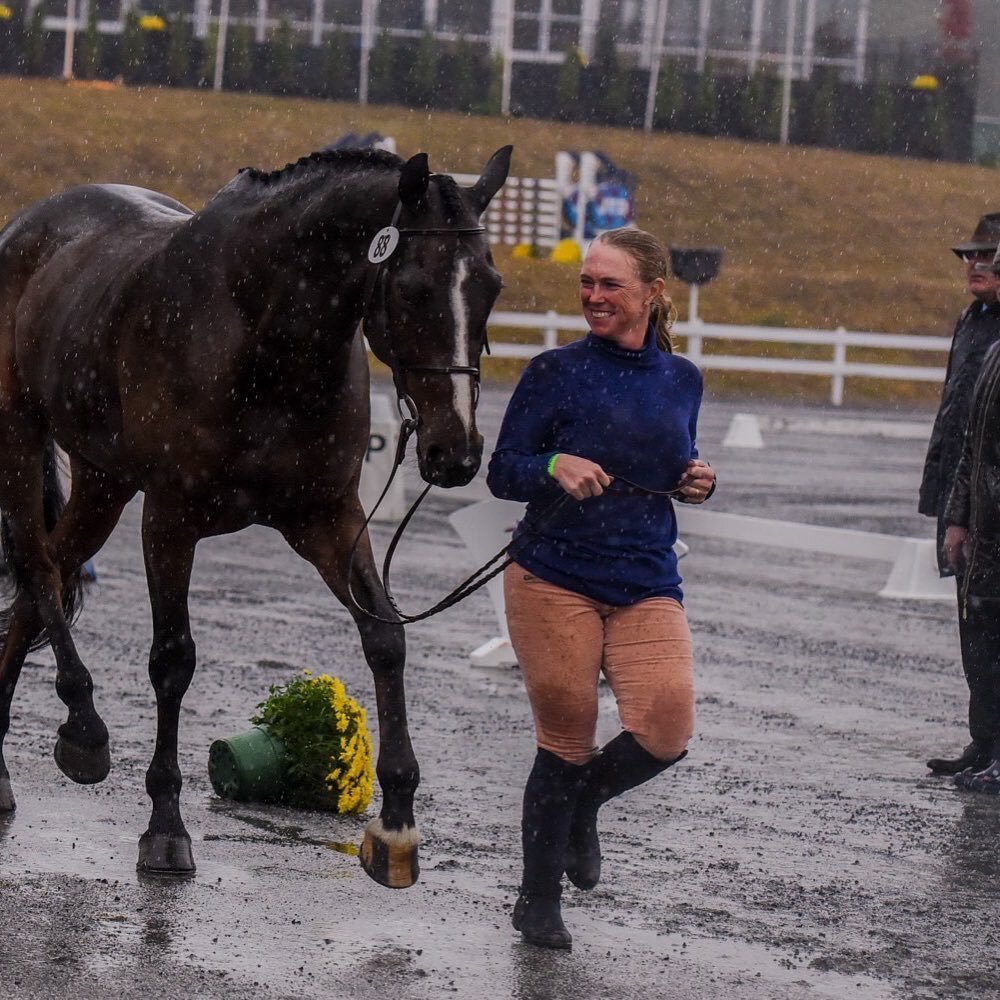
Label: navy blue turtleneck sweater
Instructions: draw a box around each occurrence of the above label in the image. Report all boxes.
[486,330,706,606]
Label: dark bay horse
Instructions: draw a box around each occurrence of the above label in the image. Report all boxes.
[0,143,511,888]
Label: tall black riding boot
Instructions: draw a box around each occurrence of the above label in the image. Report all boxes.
[565,731,686,890]
[512,748,583,951]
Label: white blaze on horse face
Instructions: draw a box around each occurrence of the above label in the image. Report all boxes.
[448,257,475,433]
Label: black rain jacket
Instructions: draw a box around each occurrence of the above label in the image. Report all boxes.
[919,300,1000,575]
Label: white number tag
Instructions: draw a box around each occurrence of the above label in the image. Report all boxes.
[367,226,400,263]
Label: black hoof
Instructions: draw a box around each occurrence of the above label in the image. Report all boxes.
[138,832,196,874]
[54,735,111,784]
[0,773,15,812]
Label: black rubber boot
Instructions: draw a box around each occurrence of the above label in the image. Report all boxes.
[927,742,991,776]
[565,732,686,891]
[512,748,582,951]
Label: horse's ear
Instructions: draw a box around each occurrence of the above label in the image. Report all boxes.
[399,153,430,207]
[469,145,513,215]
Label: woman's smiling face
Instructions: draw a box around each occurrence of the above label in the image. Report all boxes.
[579,241,663,351]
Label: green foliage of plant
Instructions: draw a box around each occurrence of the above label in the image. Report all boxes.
[923,89,947,158]
[323,25,351,99]
[449,35,478,113]
[121,9,143,82]
[167,14,190,85]
[80,4,102,79]
[870,79,894,152]
[741,65,769,139]
[269,17,296,94]
[810,68,837,147]
[251,672,374,813]
[368,28,394,104]
[483,51,503,115]
[694,57,718,133]
[227,21,253,89]
[653,57,683,130]
[199,22,217,83]
[23,4,46,75]
[556,46,582,121]
[410,28,437,108]
[592,22,625,124]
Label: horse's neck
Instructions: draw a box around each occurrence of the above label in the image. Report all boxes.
[193,169,399,336]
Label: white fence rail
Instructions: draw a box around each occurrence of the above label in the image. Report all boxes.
[486,310,952,406]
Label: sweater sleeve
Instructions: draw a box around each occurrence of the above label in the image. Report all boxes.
[487,357,566,504]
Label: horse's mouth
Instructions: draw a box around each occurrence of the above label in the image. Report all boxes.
[418,444,482,488]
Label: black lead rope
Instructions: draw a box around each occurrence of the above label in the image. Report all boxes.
[347,443,687,626]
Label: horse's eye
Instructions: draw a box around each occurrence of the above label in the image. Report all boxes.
[394,278,432,305]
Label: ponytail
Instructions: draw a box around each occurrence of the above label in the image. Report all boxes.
[650,292,677,354]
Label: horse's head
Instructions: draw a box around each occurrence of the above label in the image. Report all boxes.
[364,146,511,488]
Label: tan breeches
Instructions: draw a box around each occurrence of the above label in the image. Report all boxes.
[503,563,696,766]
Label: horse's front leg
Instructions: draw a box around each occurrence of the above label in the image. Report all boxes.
[282,512,419,889]
[137,501,198,874]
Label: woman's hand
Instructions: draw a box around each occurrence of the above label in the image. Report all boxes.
[943,524,969,574]
[549,454,612,500]
[676,459,715,503]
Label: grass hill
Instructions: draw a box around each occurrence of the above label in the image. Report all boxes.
[2,75,997,404]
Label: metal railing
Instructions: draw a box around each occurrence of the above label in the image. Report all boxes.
[486,310,952,406]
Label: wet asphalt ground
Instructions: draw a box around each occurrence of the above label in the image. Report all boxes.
[1,381,996,1000]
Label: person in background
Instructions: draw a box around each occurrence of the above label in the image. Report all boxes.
[487,227,715,951]
[922,213,1000,777]
[942,325,1000,793]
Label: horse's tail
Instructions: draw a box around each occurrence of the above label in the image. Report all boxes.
[0,439,84,650]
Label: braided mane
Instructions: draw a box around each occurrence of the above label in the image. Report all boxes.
[238,146,404,186]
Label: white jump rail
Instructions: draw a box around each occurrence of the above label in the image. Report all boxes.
[449,499,954,669]
[485,311,952,406]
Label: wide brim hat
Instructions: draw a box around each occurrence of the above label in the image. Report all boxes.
[952,213,1000,257]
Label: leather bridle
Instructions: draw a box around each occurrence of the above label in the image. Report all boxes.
[361,200,488,430]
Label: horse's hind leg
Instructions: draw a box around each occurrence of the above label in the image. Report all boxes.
[136,498,198,874]
[46,459,135,781]
[0,430,108,786]
[281,513,419,889]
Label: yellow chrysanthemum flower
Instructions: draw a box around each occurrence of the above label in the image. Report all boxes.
[251,671,374,814]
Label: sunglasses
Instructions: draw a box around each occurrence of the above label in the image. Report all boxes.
[958,249,997,264]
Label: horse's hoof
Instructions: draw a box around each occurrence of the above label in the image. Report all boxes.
[0,774,15,812]
[137,831,196,874]
[54,735,111,785]
[359,817,420,888]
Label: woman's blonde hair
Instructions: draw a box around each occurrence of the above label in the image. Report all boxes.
[591,227,677,353]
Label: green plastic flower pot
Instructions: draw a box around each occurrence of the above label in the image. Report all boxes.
[208,725,288,803]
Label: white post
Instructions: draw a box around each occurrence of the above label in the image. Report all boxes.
[579,0,599,61]
[643,0,670,134]
[194,0,210,37]
[423,0,437,29]
[311,0,323,47]
[574,151,599,249]
[695,0,710,72]
[359,0,376,105]
[213,0,229,91]
[501,0,513,115]
[801,0,816,77]
[747,0,763,74]
[831,326,847,406]
[254,0,266,43]
[61,0,76,80]
[688,283,700,325]
[780,0,797,145]
[854,0,870,84]
[544,310,558,350]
